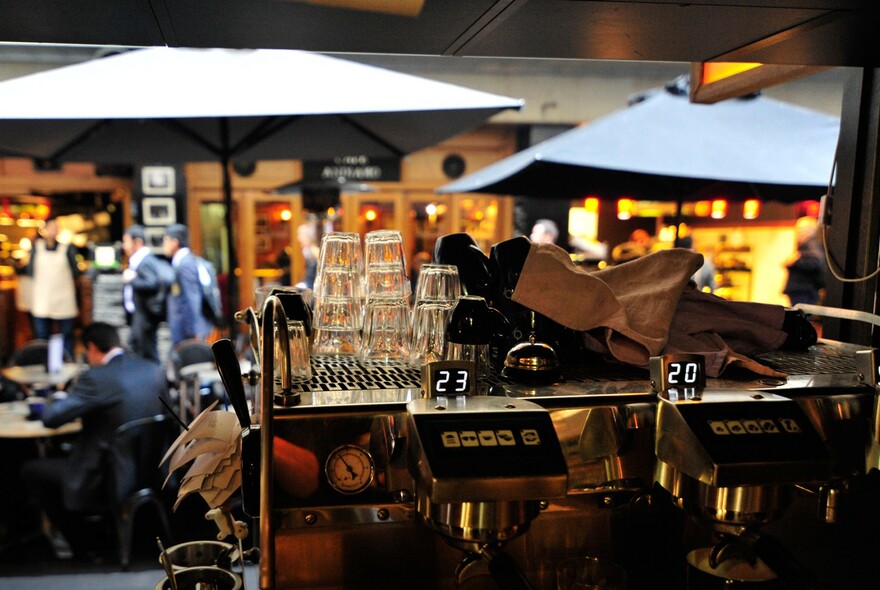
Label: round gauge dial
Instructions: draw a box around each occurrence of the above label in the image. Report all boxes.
[324,444,375,495]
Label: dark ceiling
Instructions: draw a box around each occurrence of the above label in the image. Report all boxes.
[0,0,877,67]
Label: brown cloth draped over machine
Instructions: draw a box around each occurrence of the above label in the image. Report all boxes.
[511,244,789,377]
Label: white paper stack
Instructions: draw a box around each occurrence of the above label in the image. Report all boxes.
[160,400,243,510]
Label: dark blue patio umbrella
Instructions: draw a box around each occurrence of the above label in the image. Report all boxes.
[438,77,840,203]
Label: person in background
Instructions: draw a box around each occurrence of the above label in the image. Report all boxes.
[530,218,559,245]
[122,225,173,363]
[611,229,652,264]
[275,245,293,286]
[295,221,320,289]
[20,322,167,557]
[784,216,826,306]
[14,228,38,340]
[163,223,213,346]
[410,250,432,294]
[25,216,80,358]
[678,235,717,292]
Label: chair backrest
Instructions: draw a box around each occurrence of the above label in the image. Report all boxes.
[106,414,176,505]
[9,339,49,366]
[8,339,73,366]
[168,339,215,382]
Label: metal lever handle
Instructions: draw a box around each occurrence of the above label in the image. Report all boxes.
[795,303,880,328]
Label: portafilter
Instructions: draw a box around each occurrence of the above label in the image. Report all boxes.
[406,396,568,589]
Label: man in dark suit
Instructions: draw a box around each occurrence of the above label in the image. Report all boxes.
[21,322,168,557]
[163,223,213,345]
[122,225,174,362]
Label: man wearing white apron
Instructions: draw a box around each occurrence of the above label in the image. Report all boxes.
[27,217,79,358]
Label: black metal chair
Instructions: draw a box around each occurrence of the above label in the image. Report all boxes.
[168,339,222,422]
[2,339,74,399]
[9,339,50,366]
[102,414,176,570]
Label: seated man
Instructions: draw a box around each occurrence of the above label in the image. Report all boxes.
[20,322,168,557]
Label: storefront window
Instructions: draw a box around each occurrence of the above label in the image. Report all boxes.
[198,202,228,273]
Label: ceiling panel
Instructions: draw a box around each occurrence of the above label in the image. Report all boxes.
[0,0,164,46]
[0,0,877,67]
[455,2,829,63]
[159,0,500,54]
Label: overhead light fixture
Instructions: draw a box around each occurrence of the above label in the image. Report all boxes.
[617,198,634,220]
[693,201,712,217]
[743,199,761,220]
[690,62,828,104]
[711,199,728,220]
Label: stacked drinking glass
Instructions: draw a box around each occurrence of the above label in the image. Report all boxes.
[409,264,461,366]
[359,229,412,363]
[311,232,365,357]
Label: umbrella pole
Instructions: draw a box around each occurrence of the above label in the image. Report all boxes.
[220,119,239,328]
[672,197,683,247]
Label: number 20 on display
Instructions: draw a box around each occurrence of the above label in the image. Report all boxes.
[668,362,700,385]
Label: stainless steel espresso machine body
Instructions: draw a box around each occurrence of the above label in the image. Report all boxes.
[251,295,880,589]
[258,358,654,589]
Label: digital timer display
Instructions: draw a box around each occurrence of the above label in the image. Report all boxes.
[433,368,470,394]
[650,354,706,392]
[667,360,703,387]
[423,360,476,397]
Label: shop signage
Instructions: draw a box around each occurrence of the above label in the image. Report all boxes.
[303,155,401,183]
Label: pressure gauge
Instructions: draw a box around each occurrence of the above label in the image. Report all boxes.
[324,444,375,495]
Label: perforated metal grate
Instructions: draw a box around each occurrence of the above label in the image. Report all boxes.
[282,342,860,395]
[754,342,859,375]
[289,358,423,393]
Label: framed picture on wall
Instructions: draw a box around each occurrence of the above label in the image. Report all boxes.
[142,197,176,226]
[143,226,166,253]
[142,166,176,195]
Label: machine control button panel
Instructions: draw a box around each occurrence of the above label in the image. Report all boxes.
[440,428,537,448]
[675,400,828,465]
[413,411,567,479]
[707,418,798,436]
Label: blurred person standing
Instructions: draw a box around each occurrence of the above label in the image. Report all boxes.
[678,235,717,292]
[530,218,559,245]
[25,216,80,358]
[163,223,213,345]
[296,221,320,289]
[122,225,173,362]
[783,216,826,306]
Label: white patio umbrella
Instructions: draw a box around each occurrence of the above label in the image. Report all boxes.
[0,46,522,309]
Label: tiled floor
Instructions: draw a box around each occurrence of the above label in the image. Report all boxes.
[0,564,259,590]
[0,494,257,589]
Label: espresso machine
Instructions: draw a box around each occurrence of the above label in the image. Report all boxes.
[240,285,880,590]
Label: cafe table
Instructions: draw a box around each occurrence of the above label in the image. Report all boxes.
[0,362,83,391]
[0,399,82,445]
[178,361,222,420]
[0,400,81,559]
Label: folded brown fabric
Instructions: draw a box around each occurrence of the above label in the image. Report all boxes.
[512,244,702,366]
[665,287,787,377]
[512,244,789,377]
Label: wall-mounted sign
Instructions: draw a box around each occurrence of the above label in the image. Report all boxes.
[303,155,400,184]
